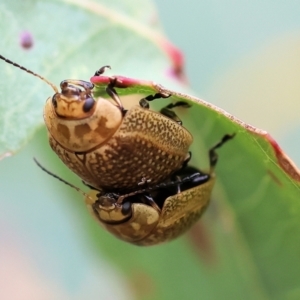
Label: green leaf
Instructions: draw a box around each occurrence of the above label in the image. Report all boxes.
[91,75,300,299]
[0,0,176,157]
[1,1,300,300]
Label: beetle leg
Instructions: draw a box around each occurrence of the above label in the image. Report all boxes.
[139,91,170,109]
[116,190,161,212]
[118,170,209,204]
[174,176,182,193]
[209,134,235,171]
[105,77,126,113]
[159,101,191,125]
[169,170,209,192]
[94,66,126,113]
[140,194,161,212]
[178,151,192,172]
[94,65,111,76]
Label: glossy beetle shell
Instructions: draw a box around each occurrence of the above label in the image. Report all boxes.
[85,176,214,246]
[45,97,193,191]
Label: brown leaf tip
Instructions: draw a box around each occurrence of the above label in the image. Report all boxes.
[266,134,300,181]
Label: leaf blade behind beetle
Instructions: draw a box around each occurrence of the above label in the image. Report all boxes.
[92,74,300,300]
[0,0,172,158]
[1,1,300,299]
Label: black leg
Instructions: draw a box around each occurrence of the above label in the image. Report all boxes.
[209,134,235,170]
[139,92,170,109]
[173,152,192,175]
[140,193,161,211]
[93,66,124,111]
[139,92,190,126]
[94,65,111,76]
[160,101,191,125]
[117,167,209,204]
[105,78,125,112]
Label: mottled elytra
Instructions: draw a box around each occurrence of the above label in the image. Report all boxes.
[44,71,193,192]
[34,134,233,246]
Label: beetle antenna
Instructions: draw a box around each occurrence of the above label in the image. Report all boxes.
[33,158,93,200]
[0,55,59,93]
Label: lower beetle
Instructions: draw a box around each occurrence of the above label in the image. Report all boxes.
[35,134,233,246]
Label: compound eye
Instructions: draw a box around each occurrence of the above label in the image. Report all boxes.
[52,94,58,108]
[83,97,96,113]
[121,201,132,217]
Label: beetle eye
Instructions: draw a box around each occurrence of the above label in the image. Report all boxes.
[83,97,95,112]
[121,201,131,216]
[52,94,57,108]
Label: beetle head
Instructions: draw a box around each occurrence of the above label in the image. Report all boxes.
[51,80,96,119]
[92,193,132,224]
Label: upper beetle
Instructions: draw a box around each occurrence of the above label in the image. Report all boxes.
[0,55,192,192]
[43,66,193,191]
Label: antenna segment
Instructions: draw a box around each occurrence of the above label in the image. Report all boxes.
[0,54,58,93]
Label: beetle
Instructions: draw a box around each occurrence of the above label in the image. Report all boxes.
[34,134,233,246]
[44,65,194,192]
[0,55,193,192]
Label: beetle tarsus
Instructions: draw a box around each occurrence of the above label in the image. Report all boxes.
[139,98,150,109]
[164,101,191,109]
[145,92,170,101]
[94,65,111,76]
[209,133,235,170]
[159,101,191,125]
[139,92,170,109]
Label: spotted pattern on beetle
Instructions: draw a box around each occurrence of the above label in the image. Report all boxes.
[92,179,214,246]
[48,105,193,191]
[122,106,190,151]
[137,179,214,245]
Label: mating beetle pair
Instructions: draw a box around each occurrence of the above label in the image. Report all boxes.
[0,55,234,246]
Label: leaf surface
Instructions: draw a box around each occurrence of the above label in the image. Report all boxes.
[1,1,300,300]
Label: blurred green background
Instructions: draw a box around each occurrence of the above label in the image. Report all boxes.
[1,1,300,299]
[155,1,300,166]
